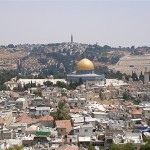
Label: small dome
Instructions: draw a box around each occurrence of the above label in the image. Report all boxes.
[77,58,94,70]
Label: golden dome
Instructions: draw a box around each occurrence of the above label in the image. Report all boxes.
[77,58,94,70]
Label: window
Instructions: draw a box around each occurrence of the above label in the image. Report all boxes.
[85,129,88,132]
[107,139,113,144]
[136,120,141,124]
[76,129,79,132]
[75,103,77,106]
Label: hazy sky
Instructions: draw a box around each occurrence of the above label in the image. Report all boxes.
[0,0,150,47]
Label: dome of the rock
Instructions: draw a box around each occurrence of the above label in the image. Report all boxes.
[77,58,94,71]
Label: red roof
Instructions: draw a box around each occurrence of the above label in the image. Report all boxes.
[70,109,83,113]
[55,120,72,132]
[124,102,133,107]
[0,117,4,125]
[56,145,79,150]
[15,114,33,123]
[127,86,137,91]
[39,115,54,122]
[10,92,20,98]
[130,109,143,115]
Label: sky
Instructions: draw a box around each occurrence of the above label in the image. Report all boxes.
[0,0,150,47]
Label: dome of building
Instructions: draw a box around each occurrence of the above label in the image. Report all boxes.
[77,58,94,71]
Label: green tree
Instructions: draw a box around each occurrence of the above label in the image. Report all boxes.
[110,144,121,150]
[44,81,53,87]
[51,101,70,120]
[33,89,42,97]
[140,137,150,150]
[103,45,111,49]
[0,71,18,91]
[139,71,144,82]
[123,92,129,100]
[0,84,6,91]
[68,82,79,90]
[8,44,15,48]
[79,77,83,85]
[124,143,135,150]
[56,81,67,88]
[23,83,31,90]
[87,144,95,150]
[116,71,123,80]
[140,143,150,150]
[131,45,135,50]
[131,71,138,81]
[110,143,135,150]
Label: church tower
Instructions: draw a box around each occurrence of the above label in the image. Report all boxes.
[71,34,73,43]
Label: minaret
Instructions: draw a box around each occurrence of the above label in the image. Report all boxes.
[71,34,73,44]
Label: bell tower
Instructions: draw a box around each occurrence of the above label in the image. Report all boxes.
[71,34,73,43]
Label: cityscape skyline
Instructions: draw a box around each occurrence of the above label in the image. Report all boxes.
[0,0,150,47]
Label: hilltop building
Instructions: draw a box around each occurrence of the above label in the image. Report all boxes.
[66,58,105,84]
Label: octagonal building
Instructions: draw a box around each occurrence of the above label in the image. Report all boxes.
[67,58,105,84]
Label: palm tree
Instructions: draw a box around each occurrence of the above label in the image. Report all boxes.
[51,101,70,120]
